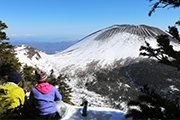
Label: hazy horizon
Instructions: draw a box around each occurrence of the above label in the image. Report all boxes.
[1,0,179,43]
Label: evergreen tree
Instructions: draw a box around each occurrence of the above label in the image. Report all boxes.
[147,0,180,17]
[0,20,21,81]
[140,1,180,70]
[48,69,57,85]
[140,26,180,69]
[20,64,36,91]
[56,74,73,105]
[0,21,23,119]
[125,85,180,119]
[125,1,180,119]
[48,69,74,105]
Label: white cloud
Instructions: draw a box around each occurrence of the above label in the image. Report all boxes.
[25,34,33,37]
[11,34,18,37]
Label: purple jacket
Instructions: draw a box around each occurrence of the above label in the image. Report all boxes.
[29,82,62,115]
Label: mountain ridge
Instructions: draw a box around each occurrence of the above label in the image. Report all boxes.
[12,41,77,54]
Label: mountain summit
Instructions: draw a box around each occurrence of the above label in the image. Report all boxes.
[92,24,166,40]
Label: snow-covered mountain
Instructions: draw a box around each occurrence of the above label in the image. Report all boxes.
[15,25,179,74]
[14,24,180,110]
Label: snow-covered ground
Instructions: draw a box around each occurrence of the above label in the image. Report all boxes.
[25,92,131,120]
[61,103,131,120]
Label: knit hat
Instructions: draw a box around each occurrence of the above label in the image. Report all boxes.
[35,69,48,82]
[7,72,21,84]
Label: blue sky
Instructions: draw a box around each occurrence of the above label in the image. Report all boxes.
[1,0,179,42]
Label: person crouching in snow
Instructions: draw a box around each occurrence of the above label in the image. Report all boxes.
[29,69,62,120]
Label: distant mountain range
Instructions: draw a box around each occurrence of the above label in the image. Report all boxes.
[11,41,77,54]
[14,24,180,110]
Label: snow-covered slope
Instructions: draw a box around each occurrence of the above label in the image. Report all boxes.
[14,44,49,67]
[62,103,131,120]
[48,25,158,74]
[14,24,180,108]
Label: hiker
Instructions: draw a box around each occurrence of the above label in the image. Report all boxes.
[0,72,26,111]
[29,69,62,120]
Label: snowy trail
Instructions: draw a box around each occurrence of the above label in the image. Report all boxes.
[62,104,131,120]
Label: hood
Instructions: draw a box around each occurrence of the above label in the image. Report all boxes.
[35,82,53,94]
[0,83,19,95]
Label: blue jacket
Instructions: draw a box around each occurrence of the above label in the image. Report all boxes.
[29,82,62,115]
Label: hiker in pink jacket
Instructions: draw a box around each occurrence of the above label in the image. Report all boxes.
[29,69,62,120]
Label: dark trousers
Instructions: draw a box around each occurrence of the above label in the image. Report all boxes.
[37,112,61,120]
